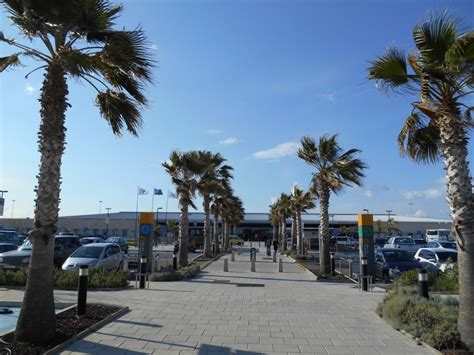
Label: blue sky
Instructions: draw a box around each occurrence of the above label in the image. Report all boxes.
[1,0,473,220]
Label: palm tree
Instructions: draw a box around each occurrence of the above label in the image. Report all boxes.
[162,151,204,267]
[0,0,153,344]
[386,218,401,236]
[166,220,179,242]
[268,203,279,243]
[375,219,385,236]
[291,185,316,255]
[210,186,231,255]
[297,135,366,274]
[197,151,233,258]
[275,193,291,251]
[368,13,474,346]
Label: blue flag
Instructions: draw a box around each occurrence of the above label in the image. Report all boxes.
[154,188,163,195]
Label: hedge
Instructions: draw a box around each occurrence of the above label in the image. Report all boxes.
[0,268,128,289]
[394,268,458,292]
[149,264,201,282]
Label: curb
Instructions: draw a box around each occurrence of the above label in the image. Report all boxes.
[398,329,442,355]
[287,255,318,280]
[199,252,230,270]
[44,304,129,355]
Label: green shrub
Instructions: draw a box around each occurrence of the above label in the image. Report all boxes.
[0,268,128,288]
[149,264,201,282]
[393,268,458,292]
[377,286,460,350]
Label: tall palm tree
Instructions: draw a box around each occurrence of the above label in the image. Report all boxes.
[162,151,204,267]
[368,13,474,346]
[291,185,316,255]
[297,135,366,274]
[210,185,232,255]
[197,151,233,258]
[268,203,279,242]
[276,193,291,251]
[386,218,401,236]
[0,0,153,344]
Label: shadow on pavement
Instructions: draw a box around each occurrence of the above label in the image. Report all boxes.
[190,274,316,284]
[114,319,163,328]
[198,344,260,354]
[69,339,145,354]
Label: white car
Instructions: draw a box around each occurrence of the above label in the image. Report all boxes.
[414,248,457,272]
[426,241,457,250]
[62,243,123,271]
[331,236,357,247]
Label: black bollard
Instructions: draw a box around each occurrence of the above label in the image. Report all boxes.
[418,269,429,299]
[172,254,177,270]
[77,265,88,317]
[330,253,336,276]
[139,256,147,289]
[361,257,368,292]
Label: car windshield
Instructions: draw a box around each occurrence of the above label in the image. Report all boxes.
[107,237,121,243]
[19,240,32,250]
[81,239,94,244]
[383,251,413,262]
[395,238,413,244]
[440,242,456,249]
[439,230,451,237]
[437,252,457,263]
[71,246,103,258]
[426,230,437,235]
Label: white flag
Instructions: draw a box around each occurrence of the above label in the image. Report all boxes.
[168,191,177,198]
[138,187,148,195]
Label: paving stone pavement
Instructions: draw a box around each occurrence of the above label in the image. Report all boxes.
[0,244,433,354]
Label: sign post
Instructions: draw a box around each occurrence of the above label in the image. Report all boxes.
[139,212,154,273]
[357,213,375,277]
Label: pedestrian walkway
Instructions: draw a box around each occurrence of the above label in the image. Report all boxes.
[1,244,433,354]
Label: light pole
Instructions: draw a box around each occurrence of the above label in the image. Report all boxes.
[105,208,111,236]
[0,190,7,217]
[386,210,392,220]
[156,207,163,246]
[11,200,16,218]
[99,200,103,214]
[408,202,413,216]
[363,208,369,214]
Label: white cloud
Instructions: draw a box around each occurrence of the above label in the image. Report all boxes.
[365,190,373,198]
[252,142,299,159]
[25,83,35,95]
[207,129,223,135]
[435,176,447,185]
[414,209,427,218]
[219,137,238,145]
[403,188,444,199]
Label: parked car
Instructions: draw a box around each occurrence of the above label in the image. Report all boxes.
[414,248,457,272]
[426,241,457,250]
[0,235,81,269]
[62,243,124,271]
[375,248,423,282]
[105,236,129,253]
[0,243,18,254]
[374,237,389,251]
[331,236,357,248]
[0,231,21,245]
[383,236,420,253]
[229,236,244,246]
[80,237,104,245]
[16,234,27,244]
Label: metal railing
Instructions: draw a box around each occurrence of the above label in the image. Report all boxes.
[335,256,359,280]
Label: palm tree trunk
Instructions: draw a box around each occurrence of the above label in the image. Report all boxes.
[214,213,220,255]
[291,212,297,251]
[280,218,287,251]
[272,223,277,241]
[203,194,212,258]
[178,199,189,267]
[15,61,68,344]
[438,114,474,350]
[319,184,331,275]
[296,208,303,255]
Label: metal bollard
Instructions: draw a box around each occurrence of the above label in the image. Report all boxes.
[278,258,283,272]
[172,254,177,270]
[418,269,429,299]
[139,257,147,289]
[272,250,277,262]
[77,265,89,317]
[348,259,353,278]
[361,257,368,292]
[330,253,336,276]
[251,253,256,272]
[224,258,229,272]
[231,251,235,262]
[239,245,243,255]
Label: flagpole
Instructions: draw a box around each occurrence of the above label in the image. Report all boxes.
[151,192,155,213]
[135,187,139,242]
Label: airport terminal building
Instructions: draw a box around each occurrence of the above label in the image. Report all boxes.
[0,212,452,241]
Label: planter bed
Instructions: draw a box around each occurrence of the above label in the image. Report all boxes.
[0,303,127,355]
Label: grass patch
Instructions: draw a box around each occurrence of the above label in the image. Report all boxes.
[288,251,316,260]
[0,268,129,289]
[149,264,201,282]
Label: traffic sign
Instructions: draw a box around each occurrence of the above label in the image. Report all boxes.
[140,224,152,235]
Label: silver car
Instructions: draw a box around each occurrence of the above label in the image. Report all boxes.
[62,243,123,271]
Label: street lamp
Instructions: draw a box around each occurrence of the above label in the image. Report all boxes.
[363,208,369,214]
[99,200,103,214]
[105,208,111,236]
[386,210,392,220]
[0,191,8,217]
[408,202,413,216]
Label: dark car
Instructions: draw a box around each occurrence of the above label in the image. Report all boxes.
[105,237,129,253]
[0,243,18,253]
[0,236,81,269]
[0,231,21,245]
[375,248,423,282]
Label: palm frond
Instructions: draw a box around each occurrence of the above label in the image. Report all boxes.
[96,90,141,136]
[413,12,457,65]
[445,32,474,68]
[0,54,21,72]
[368,47,412,92]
